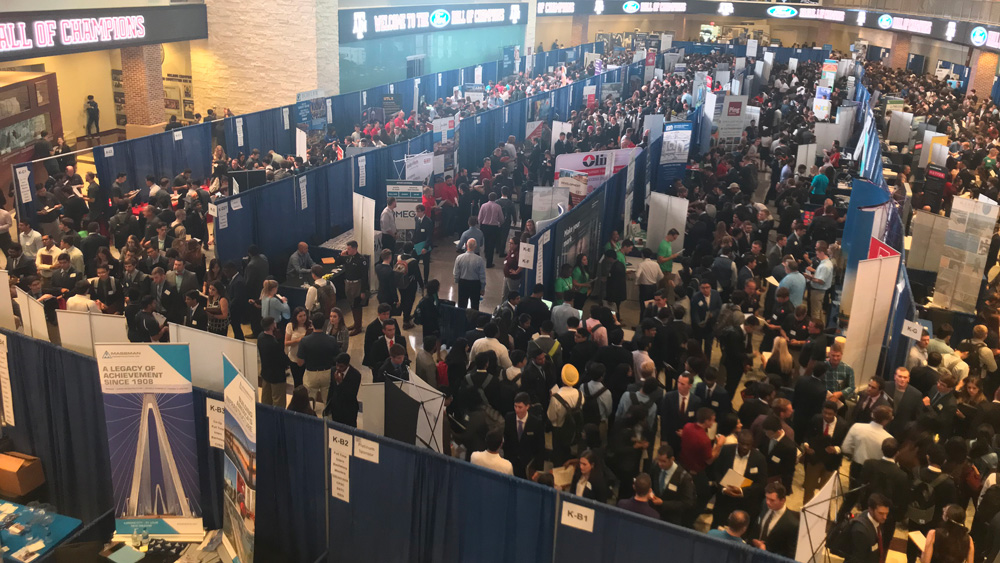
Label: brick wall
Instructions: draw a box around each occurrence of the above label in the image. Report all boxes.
[887,33,911,70]
[191,0,322,115]
[316,0,340,95]
[969,49,999,100]
[121,45,166,126]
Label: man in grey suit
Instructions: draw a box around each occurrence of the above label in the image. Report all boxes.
[165,259,198,296]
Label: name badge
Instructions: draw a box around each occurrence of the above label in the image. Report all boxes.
[936,404,943,411]
[771,455,781,463]
[711,401,719,407]
[749,467,758,474]
[871,545,879,552]
[164,289,171,295]
[526,431,534,436]
[688,411,695,417]
[667,483,677,491]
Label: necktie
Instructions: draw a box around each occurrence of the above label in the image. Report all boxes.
[824,422,830,436]
[660,470,668,492]
[388,339,394,349]
[680,395,686,415]
[517,419,524,438]
[760,511,773,540]
[931,391,940,404]
[175,275,182,291]
[876,525,884,562]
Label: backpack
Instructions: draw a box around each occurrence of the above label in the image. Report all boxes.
[826,513,859,557]
[552,391,585,447]
[394,258,415,290]
[958,339,988,376]
[626,391,653,423]
[905,473,951,526]
[582,383,609,425]
[310,280,335,316]
[465,372,504,431]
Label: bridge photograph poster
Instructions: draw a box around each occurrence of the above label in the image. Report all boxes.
[95,343,202,536]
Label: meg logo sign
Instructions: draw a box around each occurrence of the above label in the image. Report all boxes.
[727,102,742,117]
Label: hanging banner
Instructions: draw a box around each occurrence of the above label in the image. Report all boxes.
[462,83,485,102]
[659,121,693,190]
[583,85,597,109]
[432,117,455,175]
[554,151,615,194]
[556,169,590,207]
[95,343,202,538]
[386,180,424,229]
[717,95,748,142]
[221,355,256,563]
[405,153,434,182]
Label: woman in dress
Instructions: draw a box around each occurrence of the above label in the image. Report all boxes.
[285,307,310,388]
[921,504,974,563]
[205,281,230,337]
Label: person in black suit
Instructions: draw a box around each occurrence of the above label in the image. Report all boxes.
[650,444,696,527]
[663,305,692,371]
[182,290,208,331]
[883,367,924,437]
[852,377,893,425]
[760,415,797,489]
[373,248,398,310]
[79,222,108,267]
[139,245,169,275]
[503,392,545,478]
[375,344,410,383]
[909,352,942,397]
[694,367,732,417]
[691,282,722,356]
[364,304,400,367]
[750,482,800,559]
[365,322,406,380]
[738,381,775,430]
[861,437,910,538]
[793,364,830,438]
[844,493,890,563]
[257,317,289,407]
[325,353,361,426]
[149,267,182,323]
[244,245,269,337]
[919,373,959,439]
[712,429,768,526]
[120,258,150,298]
[92,263,124,314]
[567,449,609,503]
[49,253,81,297]
[801,401,848,502]
[6,244,36,278]
[660,372,702,455]
[719,316,760,393]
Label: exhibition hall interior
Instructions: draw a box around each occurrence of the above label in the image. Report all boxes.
[1,0,1000,561]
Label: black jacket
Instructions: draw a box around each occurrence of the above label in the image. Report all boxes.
[183,303,208,331]
[861,458,910,519]
[882,383,923,436]
[650,464,696,526]
[750,508,800,559]
[803,414,848,471]
[502,412,545,478]
[257,332,289,384]
[843,514,881,563]
[759,434,797,489]
[325,365,362,426]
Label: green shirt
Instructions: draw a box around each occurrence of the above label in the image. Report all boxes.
[616,250,627,265]
[554,277,573,303]
[657,239,673,273]
[572,267,590,295]
[986,156,998,171]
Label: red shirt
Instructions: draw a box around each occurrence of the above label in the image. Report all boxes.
[480,165,494,181]
[434,182,458,206]
[421,195,435,211]
[679,422,712,474]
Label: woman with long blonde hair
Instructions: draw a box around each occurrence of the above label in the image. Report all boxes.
[765,336,795,383]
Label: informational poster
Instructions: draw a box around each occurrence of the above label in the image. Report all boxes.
[221,355,256,563]
[536,230,550,285]
[385,180,423,230]
[206,398,224,450]
[404,153,434,182]
[717,95,748,141]
[813,99,832,121]
[14,164,31,204]
[642,114,665,143]
[0,333,12,427]
[555,151,615,194]
[95,343,201,537]
[821,59,838,83]
[235,117,244,147]
[583,85,597,109]
[298,177,308,210]
[462,83,485,103]
[556,169,590,207]
[553,186,603,277]
[525,120,545,143]
[659,121,693,189]
[329,429,352,503]
[746,39,758,59]
[933,197,1000,313]
[519,243,536,268]
[358,155,367,186]
[432,117,456,175]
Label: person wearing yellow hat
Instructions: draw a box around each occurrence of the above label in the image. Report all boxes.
[547,363,584,465]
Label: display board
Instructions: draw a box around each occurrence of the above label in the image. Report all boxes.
[658,121,693,190]
[385,180,424,230]
[0,272,14,332]
[555,151,614,193]
[907,210,949,272]
[552,195,603,282]
[843,255,901,386]
[222,355,256,563]
[55,310,128,356]
[169,324,257,393]
[95,343,202,538]
[647,193,688,260]
[933,197,999,313]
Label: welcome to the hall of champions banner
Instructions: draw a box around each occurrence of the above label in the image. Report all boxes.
[95,343,201,538]
[222,355,256,563]
[659,121,693,191]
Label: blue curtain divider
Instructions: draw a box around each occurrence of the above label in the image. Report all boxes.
[256,407,328,563]
[0,329,114,527]
[191,388,224,530]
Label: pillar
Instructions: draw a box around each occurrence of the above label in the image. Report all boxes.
[814,24,831,50]
[121,45,166,125]
[569,14,589,47]
[887,32,911,70]
[316,0,340,95]
[967,48,999,99]
[525,0,537,54]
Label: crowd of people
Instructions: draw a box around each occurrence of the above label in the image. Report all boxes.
[14,36,1000,563]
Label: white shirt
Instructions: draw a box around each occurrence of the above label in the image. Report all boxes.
[761,506,787,536]
[636,258,664,285]
[18,229,42,260]
[469,450,513,475]
[547,386,583,427]
[841,421,893,465]
[906,345,928,370]
[733,452,749,476]
[304,278,334,312]
[66,294,100,313]
[469,337,512,369]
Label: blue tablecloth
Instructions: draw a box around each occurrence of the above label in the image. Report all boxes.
[0,502,81,561]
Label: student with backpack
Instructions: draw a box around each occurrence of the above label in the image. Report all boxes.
[828,493,891,563]
[906,445,959,563]
[582,363,612,440]
[397,244,422,330]
[304,265,335,318]
[548,364,585,466]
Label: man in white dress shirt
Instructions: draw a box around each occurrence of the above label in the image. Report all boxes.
[841,405,893,482]
[470,428,514,475]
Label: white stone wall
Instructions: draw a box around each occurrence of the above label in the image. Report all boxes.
[191,0,320,115]
[316,0,341,95]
